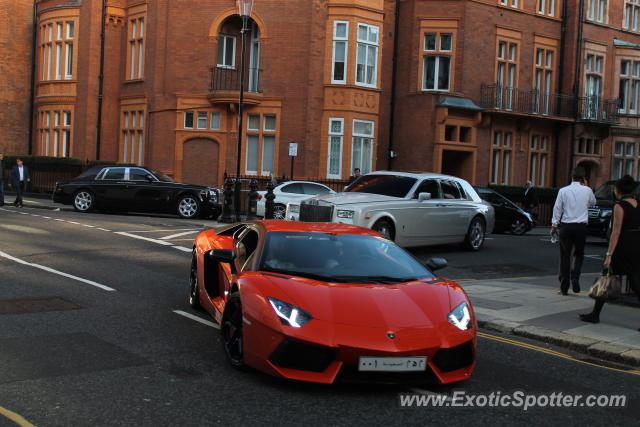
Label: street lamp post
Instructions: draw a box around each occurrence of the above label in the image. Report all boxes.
[235,0,254,221]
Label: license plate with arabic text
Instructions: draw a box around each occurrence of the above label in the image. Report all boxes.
[358,356,427,372]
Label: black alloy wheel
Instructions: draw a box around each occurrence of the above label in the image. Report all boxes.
[189,250,200,309]
[510,218,528,236]
[372,218,395,241]
[221,292,246,369]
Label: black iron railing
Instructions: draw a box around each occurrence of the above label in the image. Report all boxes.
[480,84,619,124]
[209,66,261,93]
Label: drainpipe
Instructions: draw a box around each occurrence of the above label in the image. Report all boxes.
[552,0,570,188]
[28,0,37,155]
[387,0,401,170]
[95,0,107,160]
[569,0,586,180]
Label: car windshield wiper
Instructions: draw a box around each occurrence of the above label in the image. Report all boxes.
[329,275,421,284]
[261,268,335,282]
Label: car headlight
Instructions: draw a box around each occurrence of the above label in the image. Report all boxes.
[600,209,612,218]
[289,204,300,213]
[448,302,472,331]
[337,209,355,219]
[267,297,313,328]
[523,212,533,222]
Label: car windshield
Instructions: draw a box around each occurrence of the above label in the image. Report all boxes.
[345,175,417,198]
[259,232,434,284]
[594,183,615,200]
[151,170,175,182]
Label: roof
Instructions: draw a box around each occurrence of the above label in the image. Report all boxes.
[435,96,484,111]
[364,170,464,181]
[614,39,640,49]
[257,220,381,236]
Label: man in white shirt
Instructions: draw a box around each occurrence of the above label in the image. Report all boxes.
[551,166,597,295]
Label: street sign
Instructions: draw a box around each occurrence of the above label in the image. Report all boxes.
[289,142,298,157]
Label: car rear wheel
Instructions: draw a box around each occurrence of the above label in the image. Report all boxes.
[463,217,485,251]
[189,251,200,309]
[372,218,395,241]
[73,190,95,213]
[272,203,286,220]
[177,195,200,219]
[221,292,246,370]
[510,218,528,236]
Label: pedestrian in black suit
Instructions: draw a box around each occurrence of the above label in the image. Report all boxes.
[523,180,538,213]
[10,158,30,208]
[0,153,4,206]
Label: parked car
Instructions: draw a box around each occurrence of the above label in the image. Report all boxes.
[190,220,476,384]
[588,180,640,237]
[474,187,534,235]
[256,181,335,219]
[53,166,222,219]
[296,171,494,250]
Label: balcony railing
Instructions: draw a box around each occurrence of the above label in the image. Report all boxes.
[480,84,619,124]
[209,66,261,93]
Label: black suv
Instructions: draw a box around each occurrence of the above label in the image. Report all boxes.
[587,180,640,237]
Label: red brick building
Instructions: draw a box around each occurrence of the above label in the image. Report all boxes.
[3,0,640,188]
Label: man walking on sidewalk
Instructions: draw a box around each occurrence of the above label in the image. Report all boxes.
[10,158,30,208]
[551,166,596,295]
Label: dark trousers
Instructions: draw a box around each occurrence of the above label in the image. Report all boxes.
[558,222,587,292]
[14,181,25,206]
[0,180,4,205]
[592,273,640,317]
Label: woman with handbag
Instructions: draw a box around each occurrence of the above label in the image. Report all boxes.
[580,175,640,324]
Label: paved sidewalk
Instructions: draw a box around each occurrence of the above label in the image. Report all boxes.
[463,275,640,366]
[2,192,72,211]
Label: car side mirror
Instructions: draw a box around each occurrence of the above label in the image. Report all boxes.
[208,249,237,273]
[145,174,155,182]
[426,257,447,271]
[418,192,431,201]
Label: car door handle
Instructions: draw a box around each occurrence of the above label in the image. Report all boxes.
[436,203,451,207]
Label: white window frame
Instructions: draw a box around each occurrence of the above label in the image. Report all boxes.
[422,55,451,92]
[331,21,349,84]
[261,135,275,176]
[210,112,221,130]
[197,111,208,129]
[351,119,374,174]
[327,118,344,179]
[355,23,379,88]
[263,114,276,132]
[217,34,236,69]
[65,43,73,79]
[245,134,260,175]
[247,114,260,131]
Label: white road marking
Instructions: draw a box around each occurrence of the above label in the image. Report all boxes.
[54,219,65,222]
[172,246,192,253]
[41,216,52,219]
[160,230,199,240]
[0,250,116,292]
[67,221,81,225]
[82,224,95,228]
[409,388,453,403]
[97,228,111,232]
[114,232,174,246]
[168,238,198,241]
[124,228,198,233]
[173,310,219,329]
[585,254,604,260]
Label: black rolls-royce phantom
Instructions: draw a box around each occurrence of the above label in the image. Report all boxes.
[53,166,222,219]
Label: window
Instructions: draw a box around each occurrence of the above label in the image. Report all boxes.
[197,112,208,129]
[584,53,604,119]
[490,131,513,185]
[575,138,602,155]
[499,0,519,8]
[184,112,194,128]
[245,113,277,176]
[104,168,126,180]
[217,34,236,68]
[529,135,551,186]
[422,32,453,91]
[327,118,344,178]
[414,179,440,199]
[625,1,640,31]
[40,20,74,81]
[534,47,555,115]
[441,124,473,143]
[352,120,374,175]
[355,23,379,87]
[122,110,145,165]
[128,17,145,80]
[619,60,640,114]
[587,0,607,23]
[441,180,463,199]
[332,21,348,84]
[211,112,221,130]
[613,141,639,179]
[496,39,519,110]
[38,109,71,157]
[130,168,151,181]
[537,0,558,16]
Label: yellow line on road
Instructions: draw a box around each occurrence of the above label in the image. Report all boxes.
[0,406,36,427]
[478,332,640,376]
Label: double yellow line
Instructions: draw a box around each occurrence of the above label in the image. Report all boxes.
[478,332,640,376]
[0,406,36,427]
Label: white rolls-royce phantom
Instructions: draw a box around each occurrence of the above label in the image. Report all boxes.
[294,171,495,250]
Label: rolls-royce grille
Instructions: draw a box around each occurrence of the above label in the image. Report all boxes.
[588,208,600,218]
[299,204,334,222]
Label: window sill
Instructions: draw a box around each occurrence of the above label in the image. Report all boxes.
[217,65,236,70]
[124,78,145,84]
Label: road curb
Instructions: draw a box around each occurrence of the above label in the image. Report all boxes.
[478,318,640,367]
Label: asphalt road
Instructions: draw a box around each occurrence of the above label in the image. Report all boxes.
[0,207,634,426]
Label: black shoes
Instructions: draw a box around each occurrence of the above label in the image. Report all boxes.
[579,313,600,323]
[572,281,580,293]
[557,290,568,296]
